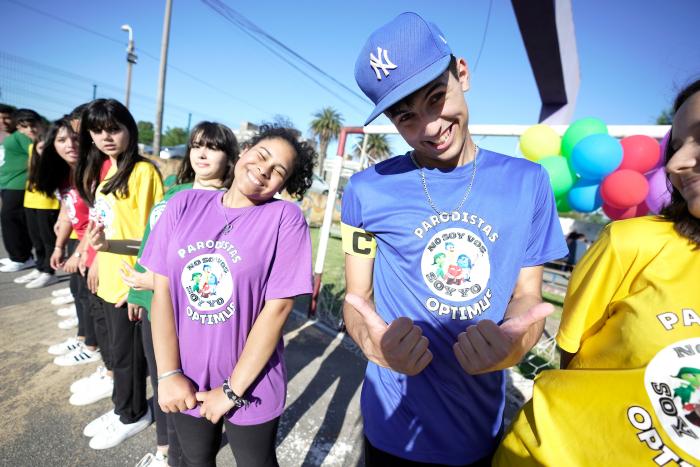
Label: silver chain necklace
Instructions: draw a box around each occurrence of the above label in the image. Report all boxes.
[221,193,235,234]
[409,146,479,216]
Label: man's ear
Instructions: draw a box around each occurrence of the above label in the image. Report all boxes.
[456,57,470,93]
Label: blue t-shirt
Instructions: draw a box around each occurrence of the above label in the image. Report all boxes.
[341,149,567,465]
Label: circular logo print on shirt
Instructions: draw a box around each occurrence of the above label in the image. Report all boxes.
[61,191,78,225]
[420,227,490,302]
[149,200,167,229]
[644,337,700,459]
[91,196,115,236]
[180,253,233,311]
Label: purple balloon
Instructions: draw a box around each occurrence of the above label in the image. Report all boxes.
[655,130,670,169]
[645,167,671,214]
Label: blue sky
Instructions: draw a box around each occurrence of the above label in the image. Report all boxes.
[1,0,698,156]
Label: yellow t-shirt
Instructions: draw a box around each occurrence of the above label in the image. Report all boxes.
[494,216,700,466]
[94,161,163,303]
[23,143,60,210]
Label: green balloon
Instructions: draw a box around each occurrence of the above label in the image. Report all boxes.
[561,118,608,159]
[556,193,572,213]
[539,155,577,198]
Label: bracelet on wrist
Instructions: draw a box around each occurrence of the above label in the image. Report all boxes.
[222,378,249,409]
[157,369,183,381]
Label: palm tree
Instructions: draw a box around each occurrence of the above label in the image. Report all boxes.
[310,107,343,178]
[353,134,392,166]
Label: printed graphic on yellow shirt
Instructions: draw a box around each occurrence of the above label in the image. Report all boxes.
[640,335,700,460]
[181,253,233,311]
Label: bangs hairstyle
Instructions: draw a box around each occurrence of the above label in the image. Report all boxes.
[245,124,317,200]
[75,98,154,205]
[176,121,239,188]
[28,117,75,196]
[659,78,700,246]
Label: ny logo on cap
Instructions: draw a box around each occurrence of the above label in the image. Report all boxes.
[369,47,397,81]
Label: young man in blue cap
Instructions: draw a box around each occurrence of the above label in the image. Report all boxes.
[341,12,568,465]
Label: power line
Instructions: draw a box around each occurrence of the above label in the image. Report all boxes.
[201,0,369,116]
[471,0,494,74]
[5,0,274,118]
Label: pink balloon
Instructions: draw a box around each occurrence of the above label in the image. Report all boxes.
[603,201,649,220]
[645,166,672,214]
[601,169,649,209]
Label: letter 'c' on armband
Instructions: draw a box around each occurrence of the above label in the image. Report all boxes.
[341,222,377,258]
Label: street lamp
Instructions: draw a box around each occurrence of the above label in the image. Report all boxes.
[121,24,137,109]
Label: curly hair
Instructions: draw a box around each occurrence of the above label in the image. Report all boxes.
[659,78,700,246]
[246,125,317,200]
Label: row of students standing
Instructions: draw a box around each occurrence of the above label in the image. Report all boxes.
[26,97,317,466]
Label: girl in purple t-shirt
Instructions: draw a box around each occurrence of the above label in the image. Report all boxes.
[141,125,316,466]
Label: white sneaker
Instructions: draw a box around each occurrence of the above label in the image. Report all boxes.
[0,258,35,272]
[135,451,168,467]
[26,272,59,289]
[13,269,40,284]
[56,305,77,317]
[54,347,101,366]
[51,294,75,306]
[48,337,83,356]
[51,287,72,297]
[0,257,12,265]
[71,365,109,393]
[89,408,152,449]
[69,371,113,406]
[83,409,117,437]
[58,316,79,330]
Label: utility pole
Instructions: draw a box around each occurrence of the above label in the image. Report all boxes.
[121,24,137,109]
[153,0,173,158]
[92,84,97,100]
[186,112,192,134]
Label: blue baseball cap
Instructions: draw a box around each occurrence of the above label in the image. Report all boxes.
[355,12,453,126]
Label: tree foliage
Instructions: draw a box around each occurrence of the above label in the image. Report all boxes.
[309,107,343,178]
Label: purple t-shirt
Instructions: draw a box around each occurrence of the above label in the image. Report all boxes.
[140,189,312,425]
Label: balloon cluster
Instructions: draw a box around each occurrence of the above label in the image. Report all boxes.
[519,119,672,220]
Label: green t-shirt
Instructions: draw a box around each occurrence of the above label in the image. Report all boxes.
[0,132,31,190]
[128,182,193,318]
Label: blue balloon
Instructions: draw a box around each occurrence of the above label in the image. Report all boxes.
[568,179,602,213]
[570,134,623,181]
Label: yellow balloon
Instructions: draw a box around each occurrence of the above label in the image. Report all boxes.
[520,124,561,161]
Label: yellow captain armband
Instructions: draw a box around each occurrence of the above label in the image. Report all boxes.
[341,222,377,258]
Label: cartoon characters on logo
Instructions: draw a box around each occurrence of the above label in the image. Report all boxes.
[181,254,233,311]
[643,337,700,459]
[149,200,167,229]
[421,228,490,302]
[90,196,115,236]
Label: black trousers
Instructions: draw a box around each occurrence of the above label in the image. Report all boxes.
[102,299,147,424]
[169,412,279,467]
[87,289,112,370]
[67,242,97,347]
[142,316,175,448]
[24,207,58,273]
[0,189,32,262]
[364,436,493,467]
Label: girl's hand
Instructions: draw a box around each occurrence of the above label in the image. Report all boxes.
[49,247,65,271]
[63,254,80,274]
[87,220,109,252]
[127,303,144,321]
[87,258,99,293]
[196,387,235,424]
[158,374,198,413]
[120,260,155,291]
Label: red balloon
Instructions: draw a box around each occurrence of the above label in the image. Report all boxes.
[601,169,649,209]
[603,201,649,220]
[619,135,660,173]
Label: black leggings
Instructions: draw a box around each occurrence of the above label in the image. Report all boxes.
[24,207,58,274]
[0,189,32,262]
[169,412,279,467]
[67,240,96,347]
[87,290,112,370]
